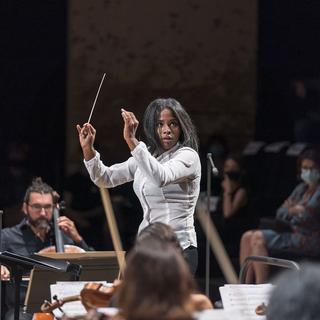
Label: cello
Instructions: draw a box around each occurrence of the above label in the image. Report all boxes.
[38,198,85,254]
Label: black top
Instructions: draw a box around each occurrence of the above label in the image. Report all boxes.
[0,218,91,256]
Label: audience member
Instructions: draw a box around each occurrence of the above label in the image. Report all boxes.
[240,148,320,283]
[267,263,320,320]
[214,155,251,250]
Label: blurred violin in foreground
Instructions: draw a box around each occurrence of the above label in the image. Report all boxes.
[40,281,121,313]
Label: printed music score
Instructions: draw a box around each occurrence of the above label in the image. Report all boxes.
[219,283,274,320]
[50,281,110,317]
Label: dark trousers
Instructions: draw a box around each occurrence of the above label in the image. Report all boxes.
[183,246,198,275]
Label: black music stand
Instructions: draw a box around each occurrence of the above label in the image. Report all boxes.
[0,251,81,320]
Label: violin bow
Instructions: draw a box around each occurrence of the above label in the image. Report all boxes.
[87,73,106,124]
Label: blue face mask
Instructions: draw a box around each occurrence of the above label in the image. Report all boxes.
[300,168,320,184]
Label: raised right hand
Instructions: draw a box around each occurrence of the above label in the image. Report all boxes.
[76,123,97,161]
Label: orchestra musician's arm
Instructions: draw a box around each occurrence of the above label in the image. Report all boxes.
[58,216,92,251]
[1,265,10,280]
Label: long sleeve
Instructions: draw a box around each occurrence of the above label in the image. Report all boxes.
[131,142,200,187]
[290,186,320,231]
[84,151,136,188]
[73,238,93,251]
[276,184,304,222]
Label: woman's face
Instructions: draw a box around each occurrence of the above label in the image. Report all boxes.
[301,159,317,171]
[300,158,320,185]
[223,158,240,173]
[157,108,181,151]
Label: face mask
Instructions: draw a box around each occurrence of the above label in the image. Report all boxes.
[300,168,320,184]
[225,170,242,181]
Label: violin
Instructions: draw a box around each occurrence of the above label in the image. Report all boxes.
[40,281,121,313]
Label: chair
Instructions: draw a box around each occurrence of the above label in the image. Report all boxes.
[213,255,300,308]
[239,255,300,284]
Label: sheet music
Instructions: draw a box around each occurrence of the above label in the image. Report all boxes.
[97,307,119,316]
[194,309,233,320]
[219,284,274,320]
[50,281,110,318]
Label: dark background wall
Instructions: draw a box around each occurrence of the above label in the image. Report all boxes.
[256,0,320,142]
[2,1,320,191]
[0,1,66,189]
[66,0,257,174]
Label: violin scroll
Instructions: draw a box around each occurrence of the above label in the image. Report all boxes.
[41,295,80,313]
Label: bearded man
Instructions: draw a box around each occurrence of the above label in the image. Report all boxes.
[0,177,92,320]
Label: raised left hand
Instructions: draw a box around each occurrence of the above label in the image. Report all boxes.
[121,108,139,150]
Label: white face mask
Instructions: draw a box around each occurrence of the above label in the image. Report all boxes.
[300,168,320,184]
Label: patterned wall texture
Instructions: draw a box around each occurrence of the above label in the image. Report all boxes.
[67,0,256,172]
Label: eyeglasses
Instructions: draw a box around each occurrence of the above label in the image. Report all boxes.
[28,203,54,212]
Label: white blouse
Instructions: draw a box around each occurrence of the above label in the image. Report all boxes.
[84,142,201,249]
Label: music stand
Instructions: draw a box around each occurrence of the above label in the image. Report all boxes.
[0,251,81,320]
[25,251,124,313]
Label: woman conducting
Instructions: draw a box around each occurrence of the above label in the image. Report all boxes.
[77,98,201,273]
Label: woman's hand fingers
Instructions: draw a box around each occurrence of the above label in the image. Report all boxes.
[121,108,140,150]
[76,123,97,160]
[76,124,82,135]
[121,109,139,128]
[58,216,82,242]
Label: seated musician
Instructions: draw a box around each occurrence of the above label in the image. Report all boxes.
[0,177,92,320]
[114,238,212,320]
[135,222,213,312]
[104,223,212,317]
[51,223,212,319]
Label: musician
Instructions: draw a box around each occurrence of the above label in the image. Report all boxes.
[0,177,91,320]
[134,222,213,311]
[267,262,320,320]
[77,98,201,274]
